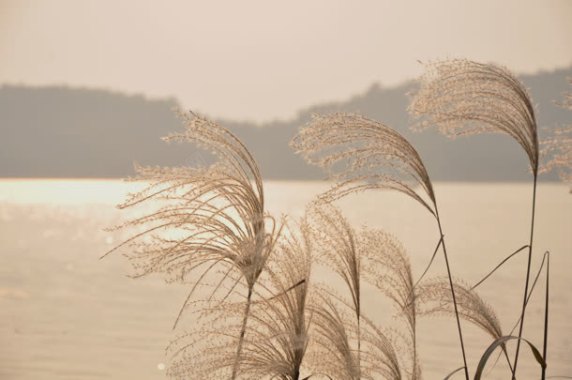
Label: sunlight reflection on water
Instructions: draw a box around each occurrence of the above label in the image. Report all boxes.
[0,179,571,379]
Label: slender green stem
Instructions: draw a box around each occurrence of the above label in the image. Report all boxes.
[541,252,550,380]
[231,287,253,380]
[413,319,419,380]
[436,212,469,380]
[357,315,361,379]
[471,244,529,290]
[502,346,515,373]
[414,236,444,289]
[512,174,538,380]
[355,251,361,378]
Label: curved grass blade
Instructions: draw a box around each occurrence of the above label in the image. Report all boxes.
[474,336,546,380]
[508,251,551,335]
[443,366,465,380]
[542,251,550,380]
[471,245,529,290]
[413,235,443,289]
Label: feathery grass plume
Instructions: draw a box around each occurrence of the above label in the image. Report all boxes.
[409,59,539,173]
[359,316,402,380]
[238,221,314,380]
[306,202,360,315]
[292,112,469,378]
[291,113,436,215]
[417,278,503,343]
[307,203,409,379]
[416,278,513,375]
[310,290,403,380]
[359,228,420,380]
[168,222,313,380]
[167,302,243,379]
[410,59,540,379]
[307,205,418,378]
[104,111,280,379]
[306,202,363,364]
[310,292,361,380]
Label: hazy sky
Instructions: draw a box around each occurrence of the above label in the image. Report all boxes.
[1,0,571,121]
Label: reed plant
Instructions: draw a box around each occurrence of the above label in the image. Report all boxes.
[227,221,314,379]
[306,202,415,379]
[106,60,570,379]
[409,59,540,380]
[104,111,282,379]
[291,112,470,379]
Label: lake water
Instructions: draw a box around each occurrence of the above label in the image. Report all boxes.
[0,179,571,379]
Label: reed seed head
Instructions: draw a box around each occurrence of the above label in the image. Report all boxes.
[410,59,539,175]
[291,113,437,216]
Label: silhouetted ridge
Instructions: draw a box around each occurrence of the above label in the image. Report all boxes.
[2,65,571,180]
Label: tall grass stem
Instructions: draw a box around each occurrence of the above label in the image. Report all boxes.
[231,287,254,380]
[512,174,538,379]
[542,252,550,380]
[436,212,469,380]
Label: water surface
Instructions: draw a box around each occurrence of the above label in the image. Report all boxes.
[1,180,570,379]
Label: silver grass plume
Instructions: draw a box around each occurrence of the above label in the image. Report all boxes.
[106,111,273,291]
[291,113,436,216]
[416,278,512,374]
[167,223,312,380]
[310,293,361,380]
[238,222,313,380]
[359,228,420,380]
[307,202,420,378]
[306,202,362,351]
[292,112,468,378]
[310,291,402,380]
[410,59,540,379]
[360,316,402,380]
[409,59,539,174]
[167,303,243,379]
[104,111,279,379]
[416,278,503,342]
[306,203,408,379]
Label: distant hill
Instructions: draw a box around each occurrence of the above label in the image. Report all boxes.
[1,66,571,180]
